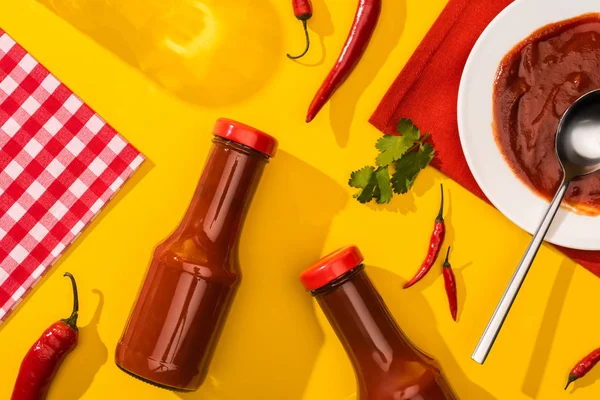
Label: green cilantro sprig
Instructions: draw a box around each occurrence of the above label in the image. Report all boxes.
[349,119,435,204]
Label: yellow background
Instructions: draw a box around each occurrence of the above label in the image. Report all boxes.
[0,0,599,399]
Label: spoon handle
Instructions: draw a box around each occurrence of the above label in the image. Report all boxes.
[472,180,570,364]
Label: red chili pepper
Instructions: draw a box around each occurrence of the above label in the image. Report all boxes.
[442,247,457,321]
[287,0,313,60]
[11,273,79,400]
[306,0,382,122]
[404,184,446,289]
[565,348,600,390]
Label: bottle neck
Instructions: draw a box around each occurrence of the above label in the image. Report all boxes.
[314,266,408,377]
[177,137,268,258]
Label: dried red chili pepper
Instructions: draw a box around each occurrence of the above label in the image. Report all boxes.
[306,0,382,122]
[11,273,79,400]
[442,247,457,321]
[565,348,600,390]
[404,184,446,289]
[287,0,313,60]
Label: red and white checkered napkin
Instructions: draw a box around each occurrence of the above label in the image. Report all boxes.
[0,29,144,322]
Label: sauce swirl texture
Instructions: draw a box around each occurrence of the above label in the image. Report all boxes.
[494,14,600,215]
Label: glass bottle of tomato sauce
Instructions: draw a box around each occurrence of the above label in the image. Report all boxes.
[115,118,277,391]
[300,246,458,400]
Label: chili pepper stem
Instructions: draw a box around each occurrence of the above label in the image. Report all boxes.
[287,19,311,60]
[61,272,79,331]
[565,373,578,390]
[443,246,451,267]
[436,183,444,222]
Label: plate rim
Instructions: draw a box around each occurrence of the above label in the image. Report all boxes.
[457,0,600,250]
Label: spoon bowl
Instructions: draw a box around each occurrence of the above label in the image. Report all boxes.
[473,88,600,364]
[557,89,600,180]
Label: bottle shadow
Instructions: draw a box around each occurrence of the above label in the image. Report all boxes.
[522,258,576,397]
[328,0,407,147]
[36,0,283,108]
[50,289,108,399]
[177,151,348,400]
[367,265,496,400]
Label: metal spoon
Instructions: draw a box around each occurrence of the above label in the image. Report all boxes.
[472,89,600,364]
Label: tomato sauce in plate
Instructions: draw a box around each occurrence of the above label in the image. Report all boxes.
[494,13,600,215]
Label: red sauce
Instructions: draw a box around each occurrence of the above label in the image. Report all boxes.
[494,14,600,215]
[115,121,276,391]
[301,247,457,400]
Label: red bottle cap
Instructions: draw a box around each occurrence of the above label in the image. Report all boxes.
[213,118,278,158]
[300,246,364,291]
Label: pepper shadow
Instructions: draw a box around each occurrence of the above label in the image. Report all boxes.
[452,262,472,323]
[366,175,445,294]
[36,0,283,108]
[49,289,108,399]
[403,182,460,293]
[329,0,407,147]
[292,0,335,67]
[364,168,438,215]
[177,151,348,400]
[568,347,600,393]
[367,266,496,400]
[436,188,470,323]
[523,258,576,397]
[420,186,470,319]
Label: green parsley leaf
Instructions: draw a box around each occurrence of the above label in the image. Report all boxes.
[391,143,435,194]
[375,167,393,204]
[374,119,421,167]
[356,174,377,203]
[349,167,380,203]
[420,143,435,167]
[348,119,435,204]
[349,166,375,189]
[397,118,421,140]
[351,167,392,204]
[373,187,380,200]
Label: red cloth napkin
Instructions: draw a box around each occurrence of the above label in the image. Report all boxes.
[370,0,600,278]
[0,28,144,322]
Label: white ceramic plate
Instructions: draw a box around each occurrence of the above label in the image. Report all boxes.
[458,0,600,250]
